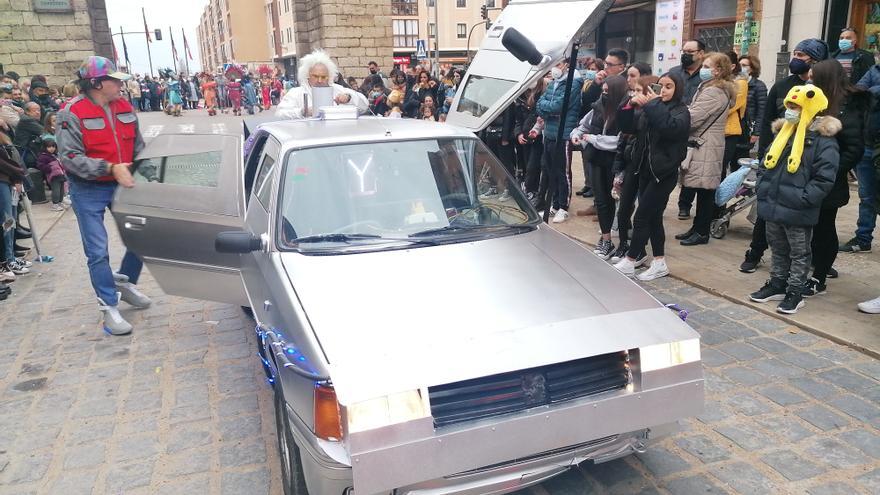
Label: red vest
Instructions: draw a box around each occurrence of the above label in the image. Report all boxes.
[65,95,137,182]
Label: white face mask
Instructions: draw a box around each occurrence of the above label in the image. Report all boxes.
[550,67,564,80]
[784,108,801,123]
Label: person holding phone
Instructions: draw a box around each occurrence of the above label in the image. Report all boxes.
[276,49,368,119]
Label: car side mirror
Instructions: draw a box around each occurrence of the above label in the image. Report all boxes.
[215,231,262,253]
[502,28,544,66]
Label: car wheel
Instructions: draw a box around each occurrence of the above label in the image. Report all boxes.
[274,388,310,495]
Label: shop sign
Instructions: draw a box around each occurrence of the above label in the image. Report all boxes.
[652,0,686,76]
[393,56,412,65]
[734,21,761,47]
[33,0,73,13]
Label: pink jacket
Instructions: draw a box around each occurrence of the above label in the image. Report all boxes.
[36,151,65,183]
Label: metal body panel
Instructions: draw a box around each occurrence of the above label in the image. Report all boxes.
[446,0,614,131]
[281,226,697,405]
[349,378,703,494]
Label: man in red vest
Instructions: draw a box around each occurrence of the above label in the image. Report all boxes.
[57,56,151,335]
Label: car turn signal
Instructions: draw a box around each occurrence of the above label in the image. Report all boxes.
[314,384,343,441]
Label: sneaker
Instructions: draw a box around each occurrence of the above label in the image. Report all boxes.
[777,291,805,314]
[479,186,499,199]
[739,250,763,273]
[633,251,649,268]
[637,259,669,281]
[857,296,880,314]
[5,261,29,275]
[610,242,630,263]
[498,190,511,202]
[14,257,32,268]
[50,203,65,212]
[678,208,691,220]
[551,209,569,223]
[827,267,839,279]
[62,195,72,206]
[112,272,130,284]
[0,266,14,283]
[749,280,787,303]
[838,237,872,253]
[98,295,133,336]
[613,257,636,276]
[595,239,616,260]
[802,278,826,298]
[575,186,591,197]
[117,281,152,309]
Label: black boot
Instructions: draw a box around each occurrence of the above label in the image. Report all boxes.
[680,232,709,246]
[674,228,695,240]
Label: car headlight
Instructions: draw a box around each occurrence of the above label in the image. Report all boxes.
[639,339,701,372]
[347,389,431,434]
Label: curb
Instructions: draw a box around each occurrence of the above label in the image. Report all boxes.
[560,230,880,360]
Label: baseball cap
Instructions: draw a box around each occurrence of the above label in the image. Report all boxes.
[77,56,131,81]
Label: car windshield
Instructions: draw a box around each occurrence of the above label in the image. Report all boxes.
[278,138,538,251]
[457,75,517,118]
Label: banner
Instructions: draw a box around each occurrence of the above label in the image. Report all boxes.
[652,0,686,76]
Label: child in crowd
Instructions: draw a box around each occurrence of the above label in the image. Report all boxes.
[35,137,68,211]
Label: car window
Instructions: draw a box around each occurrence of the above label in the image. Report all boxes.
[134,150,222,187]
[254,153,276,208]
[457,75,517,118]
[277,138,538,251]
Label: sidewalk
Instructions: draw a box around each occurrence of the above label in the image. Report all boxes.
[554,154,880,357]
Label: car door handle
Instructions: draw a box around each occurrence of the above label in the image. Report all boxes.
[124,216,147,230]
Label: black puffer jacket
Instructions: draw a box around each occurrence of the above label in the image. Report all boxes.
[757,116,841,226]
[618,98,691,181]
[823,90,868,209]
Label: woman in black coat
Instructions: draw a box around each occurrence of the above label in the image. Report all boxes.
[808,59,867,294]
[739,55,768,146]
[612,72,691,281]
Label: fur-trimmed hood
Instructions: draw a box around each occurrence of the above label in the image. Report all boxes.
[770,115,842,136]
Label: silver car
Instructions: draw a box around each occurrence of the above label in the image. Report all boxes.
[111,2,703,494]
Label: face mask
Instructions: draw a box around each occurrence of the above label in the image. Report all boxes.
[681,53,695,68]
[583,70,597,81]
[370,92,381,99]
[784,108,801,123]
[789,58,811,75]
[699,68,714,81]
[370,68,378,75]
[550,67,563,80]
[839,39,854,52]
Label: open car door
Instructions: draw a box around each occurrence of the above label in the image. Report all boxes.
[111,133,249,306]
[446,0,613,132]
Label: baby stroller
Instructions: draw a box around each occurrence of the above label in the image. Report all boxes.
[710,158,760,239]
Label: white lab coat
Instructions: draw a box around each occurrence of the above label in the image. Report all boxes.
[275,82,369,119]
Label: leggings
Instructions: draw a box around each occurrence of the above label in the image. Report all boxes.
[524,139,544,194]
[590,154,616,233]
[682,186,717,236]
[811,207,839,284]
[628,172,678,258]
[50,175,66,204]
[616,166,639,244]
[542,138,572,211]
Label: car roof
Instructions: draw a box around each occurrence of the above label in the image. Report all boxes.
[258,116,478,150]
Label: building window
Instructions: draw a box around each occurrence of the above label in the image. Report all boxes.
[486,0,495,7]
[427,0,435,7]
[284,0,289,13]
[227,13,232,36]
[456,0,466,8]
[393,19,418,48]
[428,22,436,38]
[392,0,418,16]
[693,0,736,20]
[692,0,737,53]
[457,23,466,39]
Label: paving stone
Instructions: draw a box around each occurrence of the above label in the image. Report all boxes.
[836,429,880,458]
[168,404,212,424]
[855,468,880,492]
[795,404,851,431]
[713,424,766,451]
[155,474,211,495]
[63,442,106,469]
[167,422,214,454]
[47,470,98,495]
[714,342,764,362]
[787,376,840,400]
[744,317,789,334]
[2,451,53,484]
[720,366,767,386]
[113,435,161,462]
[710,461,778,495]
[220,467,271,495]
[634,447,691,477]
[756,384,808,406]
[813,347,863,364]
[216,393,261,418]
[760,450,825,481]
[752,415,815,443]
[748,358,805,379]
[72,397,119,418]
[777,350,834,371]
[747,337,798,355]
[116,415,160,437]
[662,475,726,494]
[219,439,268,468]
[696,402,732,425]
[172,368,210,387]
[218,414,262,442]
[807,482,860,495]
[697,329,732,346]
[674,435,730,464]
[160,449,211,477]
[803,437,865,469]
[104,460,155,493]
[827,394,880,425]
[703,371,738,394]
[774,330,821,347]
[173,384,210,408]
[724,392,773,416]
[853,361,880,381]
[817,368,878,395]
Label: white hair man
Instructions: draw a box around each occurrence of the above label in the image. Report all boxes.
[276,49,368,119]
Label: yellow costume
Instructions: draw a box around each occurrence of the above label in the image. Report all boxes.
[764,84,828,174]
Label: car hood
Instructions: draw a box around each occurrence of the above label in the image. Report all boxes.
[281,227,699,405]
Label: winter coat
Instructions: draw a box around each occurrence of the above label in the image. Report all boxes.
[681,81,735,189]
[0,142,25,184]
[668,65,702,105]
[36,151,65,183]
[756,116,840,226]
[823,91,869,209]
[831,48,875,85]
[746,77,768,138]
[725,77,748,136]
[537,73,583,141]
[855,64,880,140]
[514,92,543,144]
[13,114,44,166]
[618,99,691,181]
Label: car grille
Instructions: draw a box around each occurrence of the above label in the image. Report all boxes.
[428,351,630,427]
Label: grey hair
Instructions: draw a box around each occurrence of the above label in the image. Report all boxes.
[24,101,40,113]
[298,49,338,85]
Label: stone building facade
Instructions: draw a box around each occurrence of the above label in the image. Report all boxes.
[0,0,112,85]
[292,0,394,80]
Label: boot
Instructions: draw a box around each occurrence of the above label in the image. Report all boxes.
[98,294,133,336]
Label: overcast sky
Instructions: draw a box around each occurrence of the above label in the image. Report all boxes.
[104,0,206,77]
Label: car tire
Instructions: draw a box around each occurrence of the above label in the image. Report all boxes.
[274,388,310,495]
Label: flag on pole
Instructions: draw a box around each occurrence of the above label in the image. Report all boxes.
[111,37,120,67]
[120,26,131,68]
[182,30,194,60]
[170,28,179,61]
[142,8,151,43]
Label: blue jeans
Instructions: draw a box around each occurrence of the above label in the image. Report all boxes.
[0,182,13,264]
[857,147,878,244]
[68,180,143,305]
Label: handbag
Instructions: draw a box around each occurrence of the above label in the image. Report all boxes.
[681,96,731,171]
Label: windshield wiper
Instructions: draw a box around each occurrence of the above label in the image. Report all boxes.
[293,233,384,244]
[409,224,535,238]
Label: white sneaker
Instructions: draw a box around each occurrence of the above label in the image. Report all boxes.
[98,294,133,335]
[62,195,72,206]
[112,272,130,284]
[551,209,569,223]
[613,257,636,276]
[498,190,511,202]
[858,296,880,314]
[0,267,14,283]
[637,259,669,281]
[50,203,65,212]
[634,252,649,268]
[117,281,152,309]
